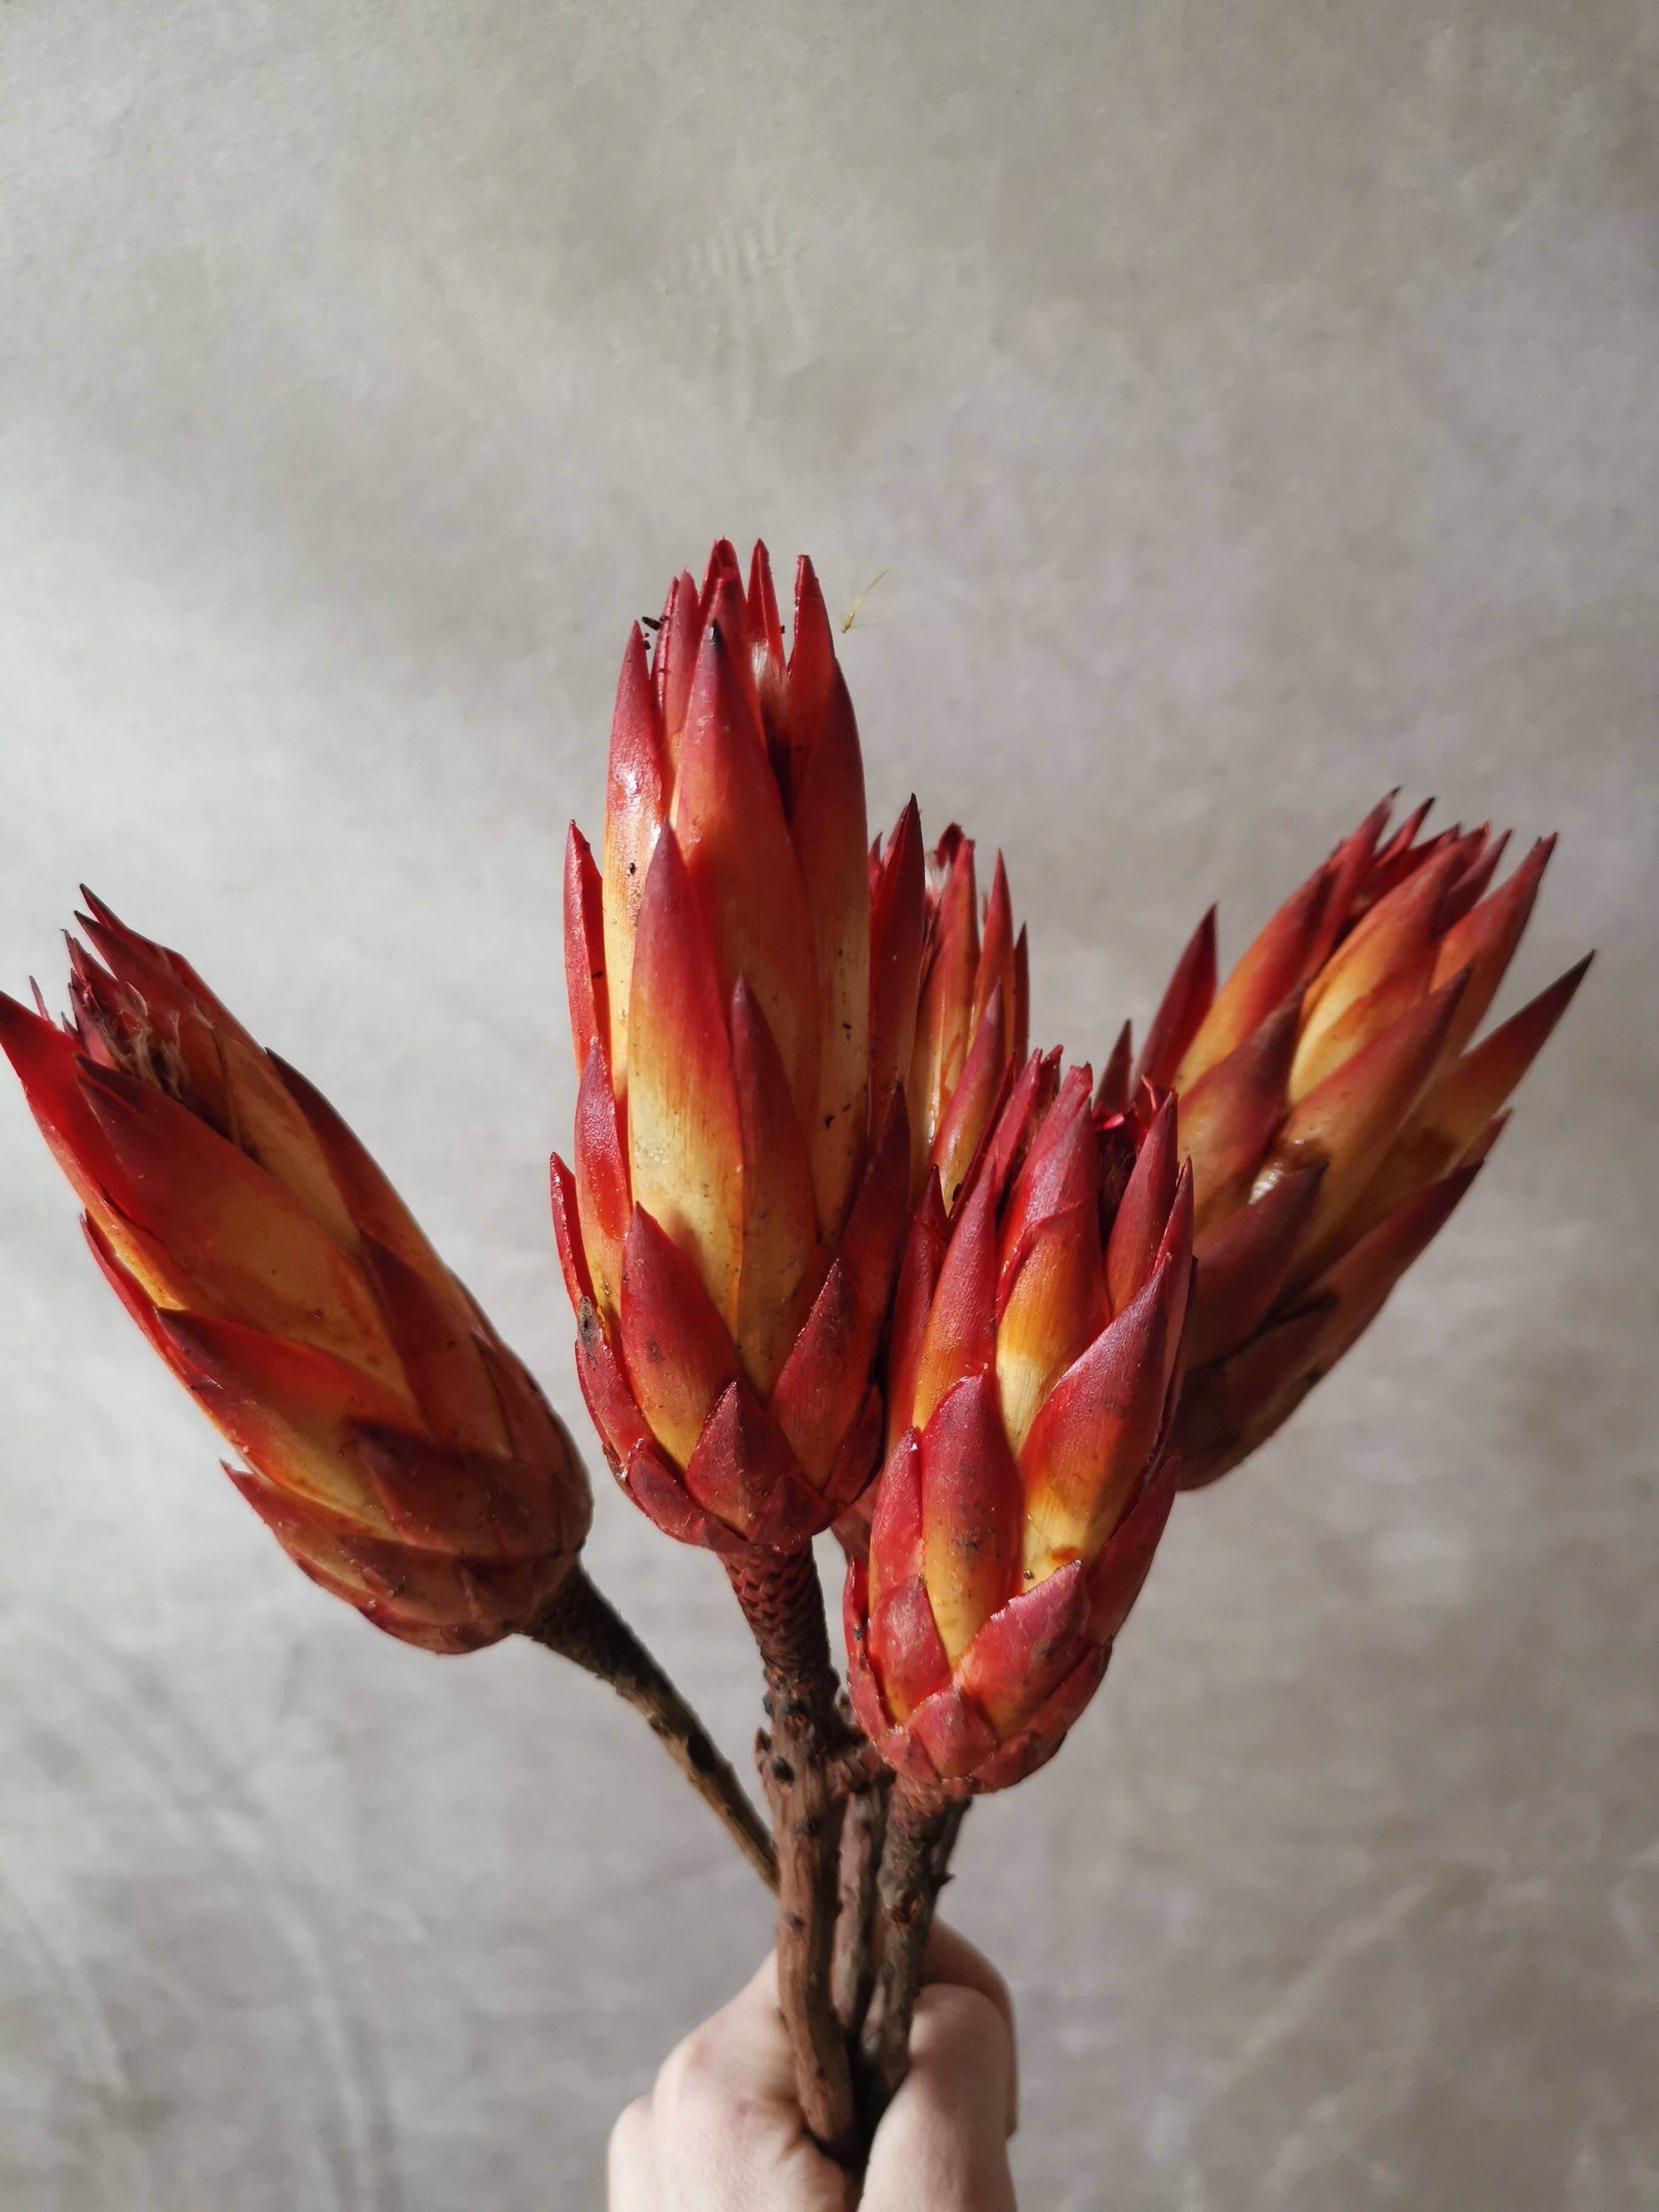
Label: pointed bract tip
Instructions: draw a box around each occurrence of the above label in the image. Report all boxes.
[702,538,742,591]
[78,885,126,931]
[0,985,69,1070]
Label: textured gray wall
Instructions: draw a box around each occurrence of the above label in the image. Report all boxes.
[2,4,1655,2205]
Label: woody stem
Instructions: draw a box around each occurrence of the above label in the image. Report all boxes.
[857,1775,967,2131]
[723,1544,861,2171]
[832,1757,890,2042]
[525,1563,777,1891]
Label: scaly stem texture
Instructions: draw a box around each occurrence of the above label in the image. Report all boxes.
[526,1563,777,1891]
[859,1776,967,2130]
[725,1545,860,2170]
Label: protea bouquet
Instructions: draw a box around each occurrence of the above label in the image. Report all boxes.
[1,541,1584,2176]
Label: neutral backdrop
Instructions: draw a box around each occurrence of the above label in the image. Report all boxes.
[2,4,1655,2207]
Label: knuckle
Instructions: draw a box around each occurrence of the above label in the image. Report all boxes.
[654,2024,723,2120]
[913,1980,1011,2056]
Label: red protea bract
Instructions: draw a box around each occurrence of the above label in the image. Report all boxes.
[843,1061,1192,1797]
[828,820,1031,1565]
[1,902,592,1652]
[555,541,933,1555]
[901,823,1030,1207]
[1121,797,1590,1486]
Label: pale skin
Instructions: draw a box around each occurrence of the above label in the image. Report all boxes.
[609,1925,1019,2210]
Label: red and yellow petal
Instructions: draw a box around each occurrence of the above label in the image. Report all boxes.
[1188,1164,1324,1367]
[911,1169,998,1431]
[625,826,745,1329]
[682,1378,811,1543]
[994,1199,1104,1459]
[356,1238,509,1458]
[550,1152,594,1313]
[731,980,823,1396]
[617,1205,740,1470]
[1174,864,1329,1090]
[264,1052,452,1298]
[1344,953,1591,1240]
[78,1061,410,1396]
[908,837,979,1185]
[1136,908,1216,1092]
[791,666,871,1241]
[674,622,821,1131]
[1105,1093,1177,1314]
[930,979,1007,1213]
[1019,1257,1173,1586]
[652,571,700,767]
[866,1428,926,1620]
[600,625,669,1093]
[1084,1454,1176,1642]
[1178,994,1300,1226]
[1429,836,1555,1061]
[156,1309,411,1520]
[1292,846,1461,1095]
[954,1560,1090,1737]
[868,1575,952,1723]
[1257,971,1469,1284]
[885,1173,950,1449]
[564,822,609,1077]
[868,799,927,1132]
[919,1372,1023,1665]
[574,1045,631,1327]
[783,555,837,809]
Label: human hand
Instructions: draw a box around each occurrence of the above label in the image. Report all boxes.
[608,1923,1018,2209]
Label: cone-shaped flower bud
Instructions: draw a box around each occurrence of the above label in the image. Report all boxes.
[902,825,1030,1208]
[1128,797,1587,1487]
[555,543,923,1552]
[2,902,592,1652]
[843,1064,1191,1797]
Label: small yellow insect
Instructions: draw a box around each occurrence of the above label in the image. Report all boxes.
[840,568,890,634]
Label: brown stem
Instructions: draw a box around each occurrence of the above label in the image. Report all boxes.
[724,1545,860,2170]
[832,1752,889,2040]
[525,1563,777,1891]
[858,1775,967,2130]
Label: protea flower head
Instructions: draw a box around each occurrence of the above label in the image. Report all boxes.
[1121,796,1590,1487]
[554,541,923,1553]
[1,901,591,1652]
[823,822,1030,1566]
[842,1057,1193,1796]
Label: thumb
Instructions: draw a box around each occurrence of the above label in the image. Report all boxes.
[861,1983,1017,2211]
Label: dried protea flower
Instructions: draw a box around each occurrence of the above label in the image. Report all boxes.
[1,901,780,1881]
[1122,797,1589,1487]
[555,540,923,1558]
[843,1059,1191,1799]
[557,539,956,2157]
[828,821,1031,1569]
[1,899,592,1653]
[901,823,1029,1206]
